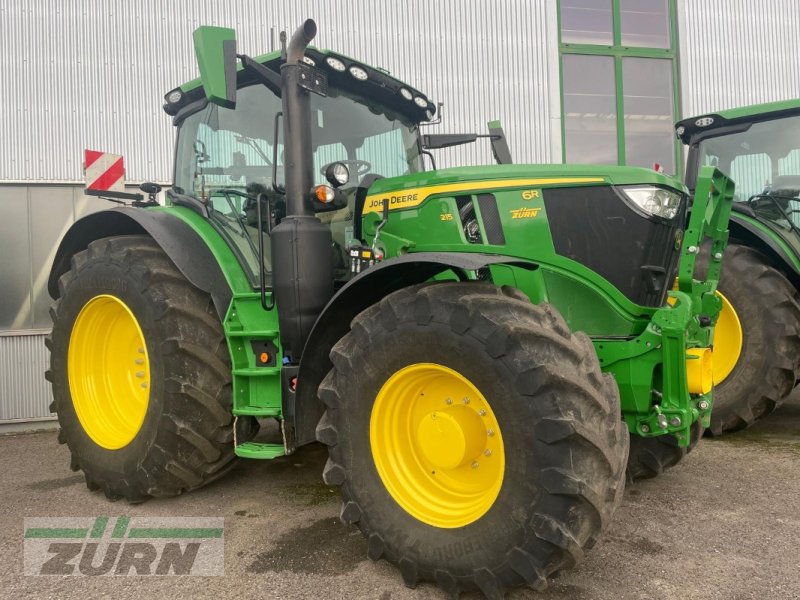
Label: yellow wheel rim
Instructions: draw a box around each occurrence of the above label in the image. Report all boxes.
[369,363,505,529]
[68,294,150,450]
[712,291,743,384]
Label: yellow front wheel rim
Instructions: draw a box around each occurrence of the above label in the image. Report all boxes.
[713,291,743,384]
[68,294,150,450]
[370,363,505,529]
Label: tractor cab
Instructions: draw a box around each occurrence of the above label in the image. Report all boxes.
[678,100,800,257]
[166,45,430,287]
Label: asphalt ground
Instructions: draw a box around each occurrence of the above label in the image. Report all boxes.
[1,395,798,600]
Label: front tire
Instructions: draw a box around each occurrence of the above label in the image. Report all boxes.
[626,421,703,481]
[46,235,254,502]
[317,282,628,597]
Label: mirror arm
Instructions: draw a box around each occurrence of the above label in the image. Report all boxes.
[239,54,282,96]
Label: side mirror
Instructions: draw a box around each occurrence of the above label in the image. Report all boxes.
[193,26,238,108]
[487,120,513,165]
[139,182,162,195]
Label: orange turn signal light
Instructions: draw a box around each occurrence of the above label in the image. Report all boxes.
[314,185,335,203]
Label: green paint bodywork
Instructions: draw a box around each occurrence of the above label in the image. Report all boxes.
[732,211,800,272]
[150,205,286,458]
[363,164,732,445]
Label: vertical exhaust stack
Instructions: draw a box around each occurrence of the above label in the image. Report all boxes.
[271,19,334,361]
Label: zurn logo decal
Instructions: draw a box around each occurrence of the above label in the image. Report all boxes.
[24,517,224,576]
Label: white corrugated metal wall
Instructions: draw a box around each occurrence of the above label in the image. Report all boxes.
[678,0,800,116]
[0,0,560,182]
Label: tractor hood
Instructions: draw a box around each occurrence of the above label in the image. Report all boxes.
[366,163,686,204]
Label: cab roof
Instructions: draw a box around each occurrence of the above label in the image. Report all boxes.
[676,98,800,145]
[163,47,436,126]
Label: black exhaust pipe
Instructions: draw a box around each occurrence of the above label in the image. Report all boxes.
[271,19,334,361]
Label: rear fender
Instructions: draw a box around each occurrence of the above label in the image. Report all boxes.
[728,213,800,287]
[48,207,232,319]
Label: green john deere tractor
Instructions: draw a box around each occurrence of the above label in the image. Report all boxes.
[677,100,800,435]
[47,20,733,597]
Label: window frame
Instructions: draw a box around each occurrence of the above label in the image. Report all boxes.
[557,0,683,175]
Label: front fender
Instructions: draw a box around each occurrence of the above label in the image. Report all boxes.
[728,212,800,286]
[48,207,232,319]
[292,252,538,445]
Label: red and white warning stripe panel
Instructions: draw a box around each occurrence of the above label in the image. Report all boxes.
[84,149,126,193]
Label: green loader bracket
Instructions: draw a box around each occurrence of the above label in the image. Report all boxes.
[597,166,735,446]
[677,165,735,310]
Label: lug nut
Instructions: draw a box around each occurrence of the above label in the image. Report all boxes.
[141,382,148,389]
[478,409,486,416]
[484,449,492,457]
[135,358,144,365]
[471,461,479,469]
[135,371,145,378]
[462,397,470,405]
[669,416,682,427]
[445,398,453,405]
[487,429,495,437]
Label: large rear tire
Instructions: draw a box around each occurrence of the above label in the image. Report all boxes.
[46,235,254,502]
[317,282,628,597]
[703,243,800,435]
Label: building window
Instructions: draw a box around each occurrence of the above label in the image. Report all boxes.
[559,0,680,174]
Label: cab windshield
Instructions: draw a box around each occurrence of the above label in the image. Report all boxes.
[173,83,423,284]
[696,115,800,201]
[695,114,800,251]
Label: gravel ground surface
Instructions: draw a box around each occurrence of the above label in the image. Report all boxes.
[1,395,798,600]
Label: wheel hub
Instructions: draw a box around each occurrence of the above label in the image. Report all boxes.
[370,363,505,529]
[68,294,150,450]
[416,407,487,470]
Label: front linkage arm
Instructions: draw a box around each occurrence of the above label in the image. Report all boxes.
[599,166,735,446]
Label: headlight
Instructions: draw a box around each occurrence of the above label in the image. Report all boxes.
[349,65,368,81]
[413,96,428,108]
[325,57,346,72]
[324,162,349,188]
[620,186,683,220]
[398,88,413,100]
[165,89,183,104]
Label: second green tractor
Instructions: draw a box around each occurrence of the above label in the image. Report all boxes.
[677,100,800,435]
[46,20,734,598]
